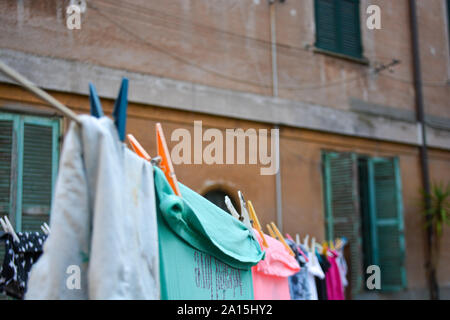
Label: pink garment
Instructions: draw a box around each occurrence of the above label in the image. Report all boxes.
[325,251,345,300]
[251,230,300,300]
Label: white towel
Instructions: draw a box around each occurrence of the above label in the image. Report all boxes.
[26,115,159,299]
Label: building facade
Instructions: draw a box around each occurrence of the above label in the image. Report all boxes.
[0,0,449,299]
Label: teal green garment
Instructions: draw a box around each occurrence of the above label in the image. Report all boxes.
[154,166,264,300]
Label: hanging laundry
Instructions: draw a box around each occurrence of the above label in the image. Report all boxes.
[0,232,47,299]
[305,247,325,300]
[252,230,300,300]
[26,116,160,299]
[315,252,331,300]
[286,239,309,300]
[336,242,349,293]
[154,167,264,300]
[325,250,345,300]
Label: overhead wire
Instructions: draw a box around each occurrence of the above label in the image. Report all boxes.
[97,0,401,62]
[88,1,385,91]
[88,1,449,90]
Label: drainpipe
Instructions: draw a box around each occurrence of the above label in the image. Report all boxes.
[269,1,283,231]
[270,1,279,98]
[409,0,437,300]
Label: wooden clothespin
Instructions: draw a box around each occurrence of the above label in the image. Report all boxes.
[247,200,268,248]
[156,123,181,197]
[266,224,276,239]
[322,241,329,255]
[270,222,295,257]
[335,238,343,250]
[127,134,152,162]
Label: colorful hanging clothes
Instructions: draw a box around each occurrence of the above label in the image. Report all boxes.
[325,250,345,300]
[154,167,264,300]
[0,232,47,299]
[26,116,160,299]
[252,231,300,300]
[336,244,348,292]
[315,252,331,300]
[306,248,325,300]
[286,239,309,300]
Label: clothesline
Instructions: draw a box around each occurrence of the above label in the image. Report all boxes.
[0,60,81,124]
[0,63,349,301]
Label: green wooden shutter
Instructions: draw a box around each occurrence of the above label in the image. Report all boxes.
[322,151,363,295]
[358,158,374,271]
[21,122,56,232]
[315,0,363,59]
[0,120,13,283]
[447,0,450,45]
[368,157,406,291]
[339,0,362,58]
[0,120,13,218]
[315,0,338,53]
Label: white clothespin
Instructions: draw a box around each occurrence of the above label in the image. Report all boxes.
[3,216,19,243]
[295,233,300,246]
[224,196,240,220]
[40,225,48,235]
[237,191,256,239]
[303,234,309,252]
[40,223,50,235]
[0,217,8,233]
[44,222,51,234]
[312,237,317,253]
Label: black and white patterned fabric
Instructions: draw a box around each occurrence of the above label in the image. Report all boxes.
[0,232,47,299]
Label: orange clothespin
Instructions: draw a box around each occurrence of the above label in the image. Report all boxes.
[266,224,277,239]
[270,222,295,257]
[156,123,182,197]
[127,134,152,162]
[247,200,268,248]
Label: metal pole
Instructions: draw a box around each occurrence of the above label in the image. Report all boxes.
[0,60,81,124]
[409,0,436,300]
[269,1,283,231]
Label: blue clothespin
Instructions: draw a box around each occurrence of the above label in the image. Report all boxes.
[89,82,104,118]
[113,78,129,141]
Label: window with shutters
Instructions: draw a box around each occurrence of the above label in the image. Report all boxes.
[0,112,60,279]
[447,0,450,49]
[322,151,406,297]
[314,0,363,59]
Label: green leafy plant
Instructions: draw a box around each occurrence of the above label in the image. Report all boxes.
[421,182,450,239]
[420,181,450,300]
